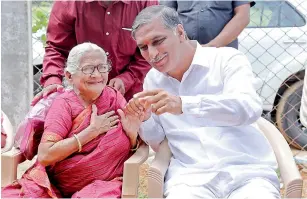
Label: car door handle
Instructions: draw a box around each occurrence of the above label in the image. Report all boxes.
[283,39,307,44]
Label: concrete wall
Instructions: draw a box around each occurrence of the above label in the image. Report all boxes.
[1,1,32,130]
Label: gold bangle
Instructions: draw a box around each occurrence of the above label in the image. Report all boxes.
[130,139,139,152]
[73,134,82,152]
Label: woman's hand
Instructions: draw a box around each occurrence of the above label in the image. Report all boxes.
[117,109,143,147]
[124,96,152,121]
[38,105,119,167]
[88,104,119,136]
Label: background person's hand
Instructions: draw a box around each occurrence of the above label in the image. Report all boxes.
[201,40,220,48]
[88,104,119,136]
[31,84,64,106]
[108,78,125,95]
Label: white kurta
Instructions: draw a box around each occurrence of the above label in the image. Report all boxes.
[139,43,279,196]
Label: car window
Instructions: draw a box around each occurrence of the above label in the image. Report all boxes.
[248,1,306,28]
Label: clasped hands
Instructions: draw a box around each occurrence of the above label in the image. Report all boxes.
[124,89,183,121]
[85,89,183,148]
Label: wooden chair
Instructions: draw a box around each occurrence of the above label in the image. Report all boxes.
[147,117,303,198]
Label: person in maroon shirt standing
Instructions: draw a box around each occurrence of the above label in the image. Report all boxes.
[32,0,157,104]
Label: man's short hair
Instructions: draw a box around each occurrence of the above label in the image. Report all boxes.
[131,5,183,39]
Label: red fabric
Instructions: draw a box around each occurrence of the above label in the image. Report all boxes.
[1,134,6,148]
[2,87,132,198]
[14,92,61,160]
[41,0,157,100]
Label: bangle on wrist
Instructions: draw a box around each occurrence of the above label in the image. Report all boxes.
[130,139,139,152]
[73,134,82,152]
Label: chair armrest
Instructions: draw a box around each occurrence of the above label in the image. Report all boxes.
[257,118,303,198]
[1,147,25,187]
[122,143,149,198]
[148,139,172,198]
[1,111,15,153]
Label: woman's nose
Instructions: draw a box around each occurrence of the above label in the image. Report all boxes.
[91,67,101,76]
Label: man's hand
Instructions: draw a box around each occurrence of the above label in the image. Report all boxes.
[31,84,64,106]
[109,78,125,95]
[134,89,183,115]
[124,97,152,121]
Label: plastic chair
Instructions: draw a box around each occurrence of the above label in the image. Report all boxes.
[1,111,15,153]
[1,143,149,198]
[147,117,303,198]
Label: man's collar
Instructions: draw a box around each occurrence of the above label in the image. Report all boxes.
[190,41,207,67]
[85,0,130,4]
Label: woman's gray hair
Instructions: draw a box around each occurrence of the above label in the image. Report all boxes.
[131,5,183,39]
[65,42,107,74]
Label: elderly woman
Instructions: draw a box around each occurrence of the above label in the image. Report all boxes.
[2,43,141,198]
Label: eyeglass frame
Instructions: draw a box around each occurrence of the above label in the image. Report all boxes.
[78,63,112,75]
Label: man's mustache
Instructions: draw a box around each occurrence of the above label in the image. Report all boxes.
[150,53,168,63]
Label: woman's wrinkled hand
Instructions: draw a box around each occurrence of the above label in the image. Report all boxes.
[117,109,143,146]
[88,104,119,136]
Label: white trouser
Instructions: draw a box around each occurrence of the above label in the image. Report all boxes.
[165,178,281,199]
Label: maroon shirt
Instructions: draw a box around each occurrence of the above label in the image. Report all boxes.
[41,0,157,100]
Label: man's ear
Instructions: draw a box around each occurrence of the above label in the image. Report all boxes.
[177,24,186,42]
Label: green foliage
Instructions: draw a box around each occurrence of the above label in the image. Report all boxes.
[138,192,148,199]
[32,2,51,45]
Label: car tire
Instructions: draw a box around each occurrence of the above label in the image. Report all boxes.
[276,80,307,150]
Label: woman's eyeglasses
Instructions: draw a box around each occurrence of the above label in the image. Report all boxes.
[79,64,111,74]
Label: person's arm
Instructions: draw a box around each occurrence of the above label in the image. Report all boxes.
[115,90,139,147]
[138,78,165,152]
[114,1,158,94]
[205,2,253,47]
[139,114,165,152]
[181,48,262,126]
[38,128,99,167]
[38,98,118,166]
[159,0,178,10]
[116,48,152,95]
[40,1,77,87]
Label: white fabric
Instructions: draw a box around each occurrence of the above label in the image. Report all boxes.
[165,178,280,199]
[300,70,307,127]
[139,43,279,194]
[227,178,281,199]
[1,111,14,153]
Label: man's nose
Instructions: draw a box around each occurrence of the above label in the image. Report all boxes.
[148,46,159,60]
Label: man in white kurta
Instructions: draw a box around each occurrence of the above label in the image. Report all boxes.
[124,5,281,199]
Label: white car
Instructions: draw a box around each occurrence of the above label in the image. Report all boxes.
[32,0,307,148]
[239,0,307,149]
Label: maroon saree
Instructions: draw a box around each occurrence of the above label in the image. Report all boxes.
[2,87,132,198]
